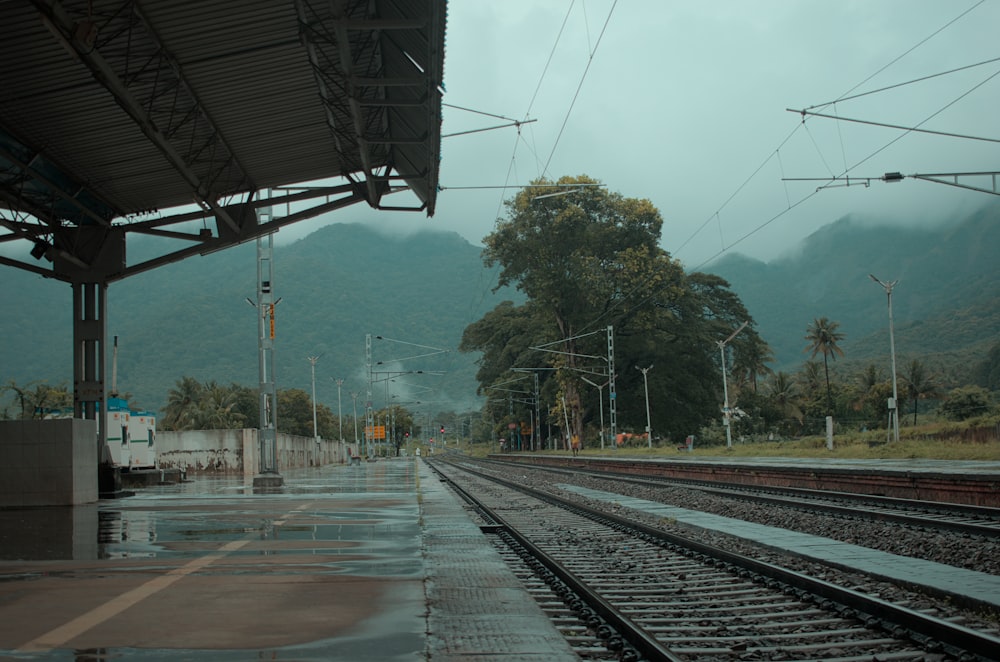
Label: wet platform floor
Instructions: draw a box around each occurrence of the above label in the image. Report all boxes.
[0,459,576,661]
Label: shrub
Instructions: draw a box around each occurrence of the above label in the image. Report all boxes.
[938,385,993,421]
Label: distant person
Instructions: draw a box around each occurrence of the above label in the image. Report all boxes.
[571,435,580,457]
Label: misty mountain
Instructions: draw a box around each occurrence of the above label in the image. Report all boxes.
[4,200,998,418]
[705,199,1000,374]
[1,223,515,414]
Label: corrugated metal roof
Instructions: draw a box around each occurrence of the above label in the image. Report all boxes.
[0,0,445,281]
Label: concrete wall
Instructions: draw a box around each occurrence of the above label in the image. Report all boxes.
[156,429,354,474]
[0,421,352,508]
[0,418,98,507]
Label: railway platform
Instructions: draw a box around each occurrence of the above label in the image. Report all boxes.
[0,457,577,661]
[1,454,998,660]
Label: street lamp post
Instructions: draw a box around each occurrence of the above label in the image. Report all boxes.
[335,378,344,442]
[350,391,360,450]
[869,274,900,444]
[308,355,321,444]
[717,321,749,449]
[635,365,653,448]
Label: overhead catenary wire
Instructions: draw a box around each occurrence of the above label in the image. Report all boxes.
[541,0,618,179]
[673,1,988,265]
[696,59,999,268]
[805,54,1000,110]
[794,63,1000,187]
[442,3,607,372]
[442,103,523,123]
[787,105,1000,145]
[694,62,1000,270]
[781,171,1000,198]
[673,124,802,257]
[693,65,999,269]
[584,3,989,335]
[815,0,986,112]
[455,1,618,373]
[442,119,537,139]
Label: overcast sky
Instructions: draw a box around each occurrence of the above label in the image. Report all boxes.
[4,2,995,271]
[296,0,999,269]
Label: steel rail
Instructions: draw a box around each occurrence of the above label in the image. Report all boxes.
[437,458,1000,661]
[485,457,1000,536]
[429,461,682,662]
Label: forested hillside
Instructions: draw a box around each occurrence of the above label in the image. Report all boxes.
[3,199,998,423]
[1,223,514,414]
[706,199,1000,377]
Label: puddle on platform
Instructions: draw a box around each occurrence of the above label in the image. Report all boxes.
[1,460,421,564]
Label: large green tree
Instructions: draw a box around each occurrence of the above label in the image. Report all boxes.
[1,380,72,419]
[939,385,991,421]
[483,175,672,444]
[460,301,546,391]
[277,388,336,438]
[162,378,341,436]
[670,272,767,440]
[468,175,766,445]
[194,381,246,430]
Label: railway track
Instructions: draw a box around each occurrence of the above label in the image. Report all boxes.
[485,458,1000,538]
[429,458,1000,661]
[491,455,1000,508]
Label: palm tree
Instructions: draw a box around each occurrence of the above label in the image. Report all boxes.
[901,359,940,425]
[195,381,245,429]
[853,363,884,413]
[799,360,824,397]
[732,333,775,392]
[163,376,204,430]
[804,317,845,414]
[857,363,883,392]
[768,371,802,430]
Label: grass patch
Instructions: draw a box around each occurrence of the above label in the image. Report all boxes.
[455,420,1000,460]
[680,438,1000,460]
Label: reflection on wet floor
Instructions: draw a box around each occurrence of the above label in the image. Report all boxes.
[0,458,428,661]
[98,509,159,559]
[1,459,418,563]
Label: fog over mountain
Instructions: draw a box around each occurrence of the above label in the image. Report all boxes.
[2,199,997,416]
[705,198,1000,374]
[1,223,515,415]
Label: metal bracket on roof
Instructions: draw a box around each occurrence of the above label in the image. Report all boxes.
[31,0,253,231]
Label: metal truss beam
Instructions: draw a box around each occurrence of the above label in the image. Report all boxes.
[114,185,370,281]
[911,172,1000,197]
[296,0,399,209]
[0,129,118,229]
[31,0,254,232]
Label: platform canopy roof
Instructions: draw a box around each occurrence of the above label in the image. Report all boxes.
[0,0,445,283]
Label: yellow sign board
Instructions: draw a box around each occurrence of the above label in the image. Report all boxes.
[364,425,386,440]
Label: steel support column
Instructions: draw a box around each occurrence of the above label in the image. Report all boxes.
[365,333,374,458]
[72,281,107,458]
[253,197,281,486]
[606,325,617,447]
